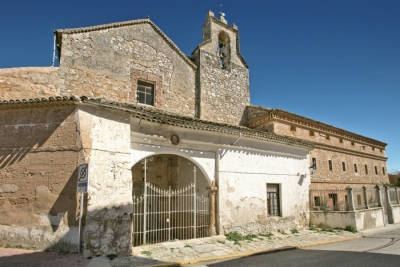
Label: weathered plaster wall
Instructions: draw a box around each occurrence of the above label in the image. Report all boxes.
[77,107,132,256]
[310,208,385,231]
[0,67,59,100]
[389,205,400,224]
[59,23,196,116]
[218,147,310,234]
[0,106,80,251]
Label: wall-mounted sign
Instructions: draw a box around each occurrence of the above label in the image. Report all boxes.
[77,163,89,193]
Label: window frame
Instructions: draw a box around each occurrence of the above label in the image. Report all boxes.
[267,184,281,217]
[137,80,155,106]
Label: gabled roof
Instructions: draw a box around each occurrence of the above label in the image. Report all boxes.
[0,96,313,150]
[54,18,196,69]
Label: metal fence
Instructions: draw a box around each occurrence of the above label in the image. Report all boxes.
[132,182,209,247]
[388,188,399,205]
[310,189,349,211]
[366,188,379,208]
[353,189,367,210]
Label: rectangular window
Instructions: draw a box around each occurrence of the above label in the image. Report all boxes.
[290,125,296,131]
[354,164,358,173]
[342,162,346,172]
[365,164,368,174]
[312,158,317,169]
[339,138,343,143]
[326,135,330,140]
[372,147,375,151]
[137,80,154,106]
[267,184,280,217]
[382,167,385,175]
[309,131,314,136]
[314,196,321,207]
[328,160,332,171]
[351,141,355,146]
[375,166,378,175]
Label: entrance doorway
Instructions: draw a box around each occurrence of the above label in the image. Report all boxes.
[131,154,210,246]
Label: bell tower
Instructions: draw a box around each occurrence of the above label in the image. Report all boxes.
[192,11,250,125]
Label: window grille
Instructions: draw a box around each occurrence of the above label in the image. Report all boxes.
[267,184,280,216]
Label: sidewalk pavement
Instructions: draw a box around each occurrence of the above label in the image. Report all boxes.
[2,224,400,267]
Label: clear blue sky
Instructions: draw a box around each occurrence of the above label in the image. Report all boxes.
[1,0,399,172]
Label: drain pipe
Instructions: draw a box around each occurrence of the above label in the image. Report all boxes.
[215,148,221,234]
[231,132,242,145]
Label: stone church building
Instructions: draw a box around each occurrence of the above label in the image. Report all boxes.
[0,11,391,255]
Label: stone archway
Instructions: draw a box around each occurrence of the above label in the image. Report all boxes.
[131,154,214,246]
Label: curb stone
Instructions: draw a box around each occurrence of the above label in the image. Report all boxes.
[135,234,362,267]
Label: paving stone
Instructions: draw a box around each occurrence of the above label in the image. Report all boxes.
[211,250,229,256]
[192,245,215,253]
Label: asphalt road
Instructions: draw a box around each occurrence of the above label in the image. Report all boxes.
[186,225,400,267]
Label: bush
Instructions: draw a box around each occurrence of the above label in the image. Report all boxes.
[344,225,357,233]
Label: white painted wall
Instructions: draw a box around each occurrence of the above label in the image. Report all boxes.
[218,146,310,230]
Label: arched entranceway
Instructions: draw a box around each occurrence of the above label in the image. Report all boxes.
[131,154,211,246]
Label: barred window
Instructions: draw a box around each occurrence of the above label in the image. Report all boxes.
[137,80,154,106]
[267,184,280,217]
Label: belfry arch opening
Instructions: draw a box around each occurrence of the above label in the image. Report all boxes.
[131,154,211,246]
[218,31,231,69]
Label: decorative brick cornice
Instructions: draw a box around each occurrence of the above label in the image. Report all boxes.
[247,107,387,148]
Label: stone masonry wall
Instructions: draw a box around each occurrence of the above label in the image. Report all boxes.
[193,12,250,125]
[77,107,132,256]
[194,50,249,125]
[272,121,389,189]
[0,67,59,100]
[0,106,80,251]
[59,23,196,116]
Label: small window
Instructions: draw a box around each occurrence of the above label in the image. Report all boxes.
[326,135,330,140]
[372,147,375,151]
[354,164,358,173]
[312,158,317,169]
[314,196,321,206]
[380,149,383,153]
[382,167,385,175]
[290,125,296,131]
[375,166,378,175]
[137,80,154,106]
[351,141,355,146]
[365,164,368,174]
[267,184,280,217]
[342,162,346,172]
[339,138,343,143]
[309,131,314,136]
[328,160,332,171]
